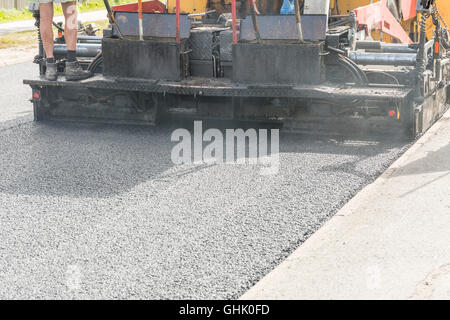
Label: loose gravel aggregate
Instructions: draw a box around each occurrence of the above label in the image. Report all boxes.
[0,117,411,299]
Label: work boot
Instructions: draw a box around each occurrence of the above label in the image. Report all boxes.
[65,60,91,81]
[45,62,58,81]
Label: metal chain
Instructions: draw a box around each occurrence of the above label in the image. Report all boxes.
[431,4,448,30]
[430,3,450,49]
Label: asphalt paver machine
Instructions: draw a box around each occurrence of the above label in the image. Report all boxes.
[24,0,450,138]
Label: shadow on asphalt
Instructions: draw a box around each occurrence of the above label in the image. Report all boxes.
[0,121,176,198]
[0,119,412,198]
[391,140,450,176]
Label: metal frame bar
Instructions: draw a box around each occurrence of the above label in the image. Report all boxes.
[138,0,143,40]
[176,0,181,43]
[24,78,413,102]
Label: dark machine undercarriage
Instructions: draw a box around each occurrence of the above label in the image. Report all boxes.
[24,1,450,138]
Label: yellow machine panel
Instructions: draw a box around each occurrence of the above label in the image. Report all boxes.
[435,0,450,26]
[167,0,208,13]
[167,0,284,15]
[165,0,449,41]
[426,0,450,39]
[330,0,372,15]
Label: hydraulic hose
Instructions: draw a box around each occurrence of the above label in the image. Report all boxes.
[88,52,103,74]
[337,54,365,84]
[327,46,369,85]
[343,55,370,84]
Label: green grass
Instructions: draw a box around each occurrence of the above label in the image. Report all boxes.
[0,8,32,23]
[0,19,109,49]
[0,0,130,24]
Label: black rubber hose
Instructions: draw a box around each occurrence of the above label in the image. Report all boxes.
[53,22,64,32]
[337,54,365,84]
[327,46,346,55]
[327,46,369,85]
[341,54,370,84]
[88,52,103,74]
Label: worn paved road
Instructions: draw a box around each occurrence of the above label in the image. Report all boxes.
[0,62,411,299]
[0,62,35,127]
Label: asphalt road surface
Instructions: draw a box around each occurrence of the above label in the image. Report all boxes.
[0,63,34,127]
[0,62,411,299]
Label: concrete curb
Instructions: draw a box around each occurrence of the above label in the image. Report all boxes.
[241,110,450,300]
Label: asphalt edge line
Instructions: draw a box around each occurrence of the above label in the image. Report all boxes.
[0,115,33,132]
[240,109,450,299]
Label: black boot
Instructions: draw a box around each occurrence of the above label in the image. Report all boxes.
[45,62,58,81]
[65,60,91,81]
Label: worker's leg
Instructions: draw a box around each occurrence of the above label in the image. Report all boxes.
[61,1,77,54]
[39,2,57,80]
[61,1,90,81]
[40,2,54,58]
